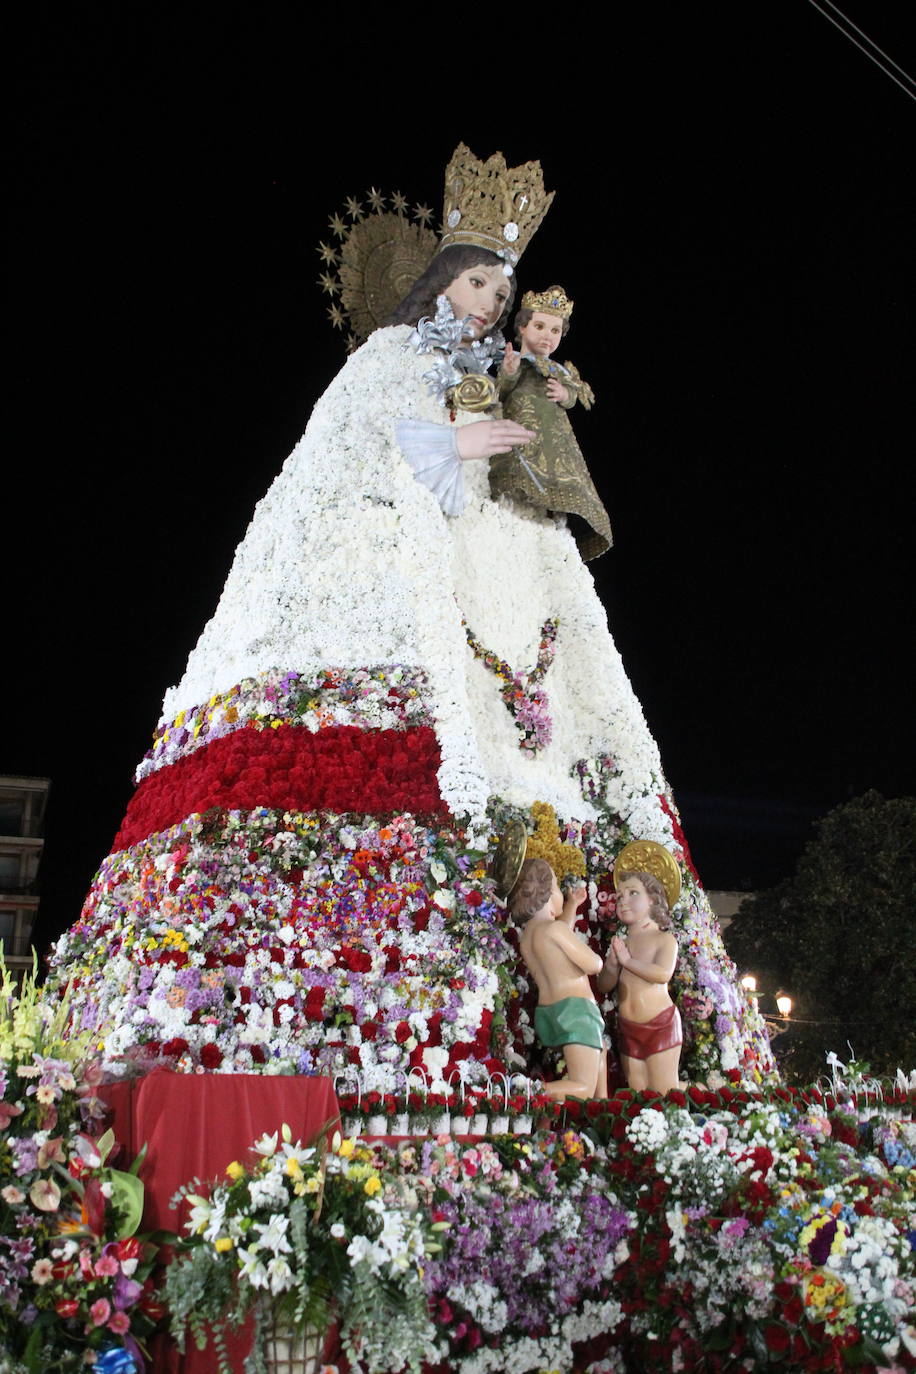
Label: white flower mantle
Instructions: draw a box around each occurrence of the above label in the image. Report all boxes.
[160,326,663,832]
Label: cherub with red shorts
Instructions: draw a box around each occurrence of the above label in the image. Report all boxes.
[597,870,682,1094]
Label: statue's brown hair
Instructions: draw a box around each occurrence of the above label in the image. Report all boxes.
[507,857,554,924]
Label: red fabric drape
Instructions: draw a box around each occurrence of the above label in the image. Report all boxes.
[100,1069,340,1372]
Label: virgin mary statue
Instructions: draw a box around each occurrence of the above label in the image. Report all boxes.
[48,146,773,1090]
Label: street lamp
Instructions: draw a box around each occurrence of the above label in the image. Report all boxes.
[741,974,793,1033]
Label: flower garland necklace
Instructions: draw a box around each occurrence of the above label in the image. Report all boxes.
[462,616,559,753]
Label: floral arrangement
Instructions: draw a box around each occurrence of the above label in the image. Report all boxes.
[163,1124,437,1374]
[136,665,434,780]
[0,958,159,1372]
[161,1079,915,1374]
[575,1079,916,1372]
[415,1129,630,1373]
[49,784,775,1091]
[462,616,559,753]
[49,808,521,1083]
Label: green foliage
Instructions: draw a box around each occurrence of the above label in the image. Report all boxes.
[340,1266,432,1374]
[161,1243,237,1373]
[724,791,916,1083]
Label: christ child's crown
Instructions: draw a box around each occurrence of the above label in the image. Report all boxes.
[439,144,555,270]
[521,285,574,319]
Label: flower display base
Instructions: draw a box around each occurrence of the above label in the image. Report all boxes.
[265,1320,325,1374]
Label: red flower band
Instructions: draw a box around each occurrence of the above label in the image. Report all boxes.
[114,723,445,848]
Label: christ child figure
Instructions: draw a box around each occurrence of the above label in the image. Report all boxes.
[492,285,612,561]
[597,871,682,1094]
[509,857,608,1102]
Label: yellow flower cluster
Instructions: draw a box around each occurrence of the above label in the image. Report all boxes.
[525,802,586,883]
[803,1270,847,1318]
[160,928,190,952]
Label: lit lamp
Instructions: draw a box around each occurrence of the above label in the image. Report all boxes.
[775,992,793,1018]
[740,974,757,994]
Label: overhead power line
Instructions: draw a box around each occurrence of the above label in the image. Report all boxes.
[805,0,916,102]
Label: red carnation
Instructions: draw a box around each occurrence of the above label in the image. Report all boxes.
[465,890,483,907]
[305,988,326,1020]
[162,1038,189,1056]
[763,1319,791,1352]
[394,1021,411,1044]
[782,1296,803,1326]
[748,1145,775,1177]
[200,1043,223,1069]
[341,946,372,973]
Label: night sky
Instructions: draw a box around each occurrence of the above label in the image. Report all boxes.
[8,6,914,956]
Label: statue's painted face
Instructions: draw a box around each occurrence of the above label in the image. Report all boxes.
[616,876,653,926]
[445,264,511,340]
[518,310,563,358]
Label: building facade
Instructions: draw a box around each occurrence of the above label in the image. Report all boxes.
[0,775,50,975]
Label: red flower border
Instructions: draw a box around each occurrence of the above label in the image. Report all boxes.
[114,723,445,849]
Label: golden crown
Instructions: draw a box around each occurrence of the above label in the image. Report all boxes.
[439,144,554,270]
[521,285,574,319]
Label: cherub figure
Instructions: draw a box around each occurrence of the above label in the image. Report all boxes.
[598,870,682,1094]
[509,857,608,1102]
[491,285,612,560]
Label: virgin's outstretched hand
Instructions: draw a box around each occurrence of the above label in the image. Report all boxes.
[456,419,535,461]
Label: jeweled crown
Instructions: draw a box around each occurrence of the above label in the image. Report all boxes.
[439,144,554,270]
[521,285,574,319]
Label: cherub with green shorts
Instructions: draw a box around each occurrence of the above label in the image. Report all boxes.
[509,857,608,1102]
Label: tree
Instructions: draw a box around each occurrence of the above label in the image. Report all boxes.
[723,791,916,1084]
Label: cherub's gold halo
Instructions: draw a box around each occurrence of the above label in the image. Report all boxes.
[613,840,681,911]
[490,818,528,902]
